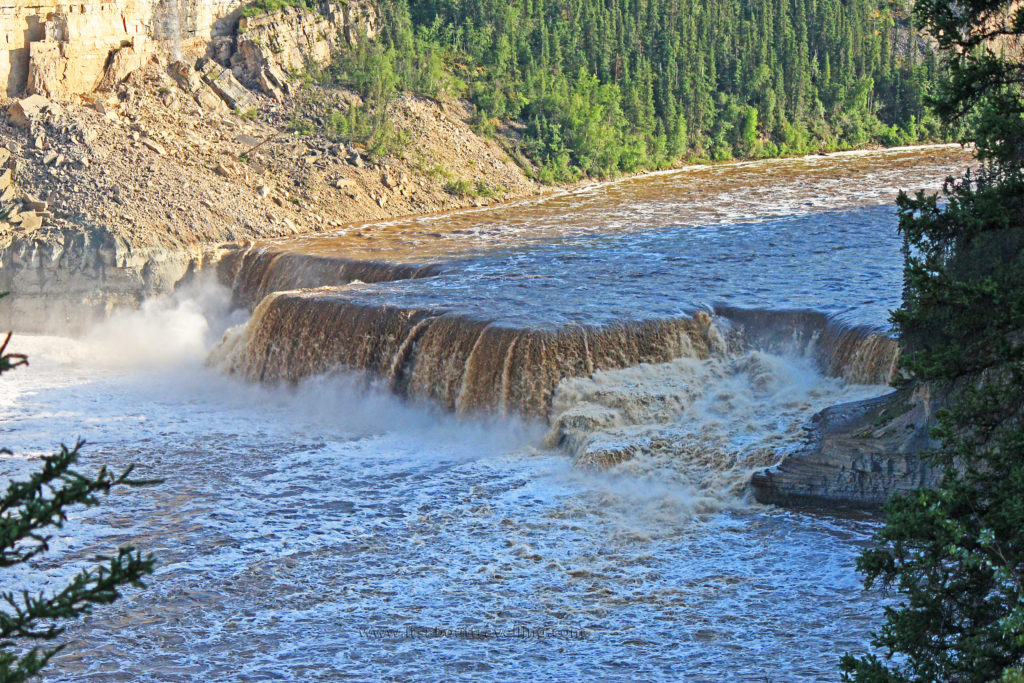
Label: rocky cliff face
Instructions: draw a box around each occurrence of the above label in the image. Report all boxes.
[0,54,539,333]
[0,225,196,331]
[0,118,197,330]
[750,382,945,509]
[0,0,376,100]
[229,2,377,99]
[0,0,541,335]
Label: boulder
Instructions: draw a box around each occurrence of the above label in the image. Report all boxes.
[141,138,166,155]
[18,212,42,232]
[96,46,148,92]
[234,133,261,148]
[168,61,228,113]
[8,95,51,129]
[198,61,257,112]
[255,68,284,101]
[750,383,945,509]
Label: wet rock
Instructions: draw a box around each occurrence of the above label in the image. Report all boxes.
[750,383,945,509]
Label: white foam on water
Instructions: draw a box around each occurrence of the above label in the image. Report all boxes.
[2,147,964,680]
[0,282,894,681]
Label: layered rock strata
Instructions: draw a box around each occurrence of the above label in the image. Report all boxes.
[0,0,376,100]
[750,382,945,508]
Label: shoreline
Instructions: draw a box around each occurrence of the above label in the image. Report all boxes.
[247,141,968,248]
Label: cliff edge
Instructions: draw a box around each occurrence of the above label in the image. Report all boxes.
[0,1,541,332]
[750,382,945,509]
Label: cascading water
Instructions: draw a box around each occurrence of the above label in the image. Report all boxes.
[4,146,975,681]
[205,147,959,507]
[215,245,443,310]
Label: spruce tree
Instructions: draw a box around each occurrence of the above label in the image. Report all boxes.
[840,2,1024,681]
[0,332,156,683]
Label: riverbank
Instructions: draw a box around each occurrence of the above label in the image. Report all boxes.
[0,56,545,332]
[0,26,964,335]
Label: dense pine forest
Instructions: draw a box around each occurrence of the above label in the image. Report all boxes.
[317,0,943,180]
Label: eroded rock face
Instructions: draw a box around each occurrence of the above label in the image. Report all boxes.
[0,226,196,332]
[0,0,377,100]
[230,2,377,97]
[750,382,945,509]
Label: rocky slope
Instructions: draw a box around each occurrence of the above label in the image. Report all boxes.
[0,53,540,331]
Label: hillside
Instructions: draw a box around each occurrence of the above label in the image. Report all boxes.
[0,0,943,332]
[364,0,942,180]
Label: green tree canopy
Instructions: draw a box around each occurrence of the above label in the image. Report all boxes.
[840,2,1024,681]
[302,0,946,180]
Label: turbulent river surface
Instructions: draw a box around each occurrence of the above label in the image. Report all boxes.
[3,146,970,681]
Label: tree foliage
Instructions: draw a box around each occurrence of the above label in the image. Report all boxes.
[306,0,945,179]
[0,333,156,683]
[841,2,1024,681]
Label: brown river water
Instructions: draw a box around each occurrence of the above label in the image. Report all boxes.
[2,145,971,681]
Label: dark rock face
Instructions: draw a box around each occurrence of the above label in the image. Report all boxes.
[751,382,945,509]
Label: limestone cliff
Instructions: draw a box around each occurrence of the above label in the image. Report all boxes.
[0,0,376,100]
[230,2,377,99]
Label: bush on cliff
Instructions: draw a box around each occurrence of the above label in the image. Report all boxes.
[840,2,1024,681]
[0,334,156,682]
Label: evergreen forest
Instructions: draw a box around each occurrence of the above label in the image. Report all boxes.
[324,0,944,180]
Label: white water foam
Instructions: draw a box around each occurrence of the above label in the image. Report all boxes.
[0,282,894,681]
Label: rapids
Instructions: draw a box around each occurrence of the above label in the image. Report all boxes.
[1,146,972,681]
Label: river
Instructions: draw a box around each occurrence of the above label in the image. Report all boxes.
[2,145,970,681]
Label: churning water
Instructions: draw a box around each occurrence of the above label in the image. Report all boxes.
[2,146,970,681]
